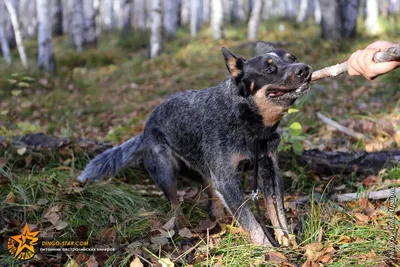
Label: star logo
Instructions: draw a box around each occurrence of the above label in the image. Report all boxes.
[8,224,39,260]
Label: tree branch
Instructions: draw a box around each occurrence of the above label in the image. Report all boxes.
[311,45,400,82]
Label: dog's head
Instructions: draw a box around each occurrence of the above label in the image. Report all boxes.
[222,41,312,125]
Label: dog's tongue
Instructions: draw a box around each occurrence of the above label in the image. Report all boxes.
[268,91,285,97]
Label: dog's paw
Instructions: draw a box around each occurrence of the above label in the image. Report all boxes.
[249,228,273,247]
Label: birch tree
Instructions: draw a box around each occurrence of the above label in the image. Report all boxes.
[102,0,114,30]
[314,0,322,24]
[190,0,200,37]
[164,0,179,37]
[118,0,133,31]
[20,0,37,38]
[211,0,224,40]
[52,0,63,36]
[150,0,162,58]
[134,0,147,29]
[340,0,359,38]
[297,0,311,23]
[83,0,97,46]
[181,0,190,25]
[4,0,28,67]
[365,0,380,35]
[37,0,55,73]
[5,0,17,48]
[319,0,342,40]
[69,0,84,52]
[203,0,210,23]
[248,0,263,41]
[0,1,11,65]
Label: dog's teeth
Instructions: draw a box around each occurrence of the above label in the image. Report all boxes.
[296,88,301,93]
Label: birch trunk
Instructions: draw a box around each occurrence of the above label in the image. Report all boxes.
[365,0,380,35]
[69,0,84,52]
[314,0,322,24]
[203,0,210,23]
[36,0,56,73]
[164,0,179,37]
[181,0,190,25]
[134,0,147,29]
[5,0,17,48]
[52,0,63,36]
[102,0,114,30]
[0,1,11,65]
[4,0,28,67]
[340,0,359,38]
[319,0,342,40]
[150,0,163,58]
[297,0,311,22]
[83,0,97,46]
[190,0,199,37]
[247,0,263,41]
[19,0,36,38]
[118,0,133,31]
[211,0,224,40]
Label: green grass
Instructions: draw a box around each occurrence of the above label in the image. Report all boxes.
[1,19,400,266]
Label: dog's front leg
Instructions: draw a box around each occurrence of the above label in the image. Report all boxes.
[210,170,273,247]
[259,151,296,247]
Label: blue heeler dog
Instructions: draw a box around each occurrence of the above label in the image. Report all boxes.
[78,42,312,247]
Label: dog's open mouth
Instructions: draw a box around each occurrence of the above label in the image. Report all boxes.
[266,83,309,98]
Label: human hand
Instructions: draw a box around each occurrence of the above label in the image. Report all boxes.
[347,41,400,80]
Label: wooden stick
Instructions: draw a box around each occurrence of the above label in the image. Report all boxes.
[334,188,400,202]
[316,112,366,140]
[311,45,400,82]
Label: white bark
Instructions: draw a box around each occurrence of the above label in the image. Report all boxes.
[118,0,133,30]
[102,0,114,30]
[63,0,70,33]
[69,0,84,52]
[83,0,97,46]
[52,0,63,35]
[365,0,380,35]
[36,0,55,73]
[0,1,11,65]
[203,0,210,23]
[164,0,179,37]
[211,0,224,40]
[4,0,28,67]
[248,0,263,41]
[150,0,162,58]
[237,0,247,22]
[181,0,190,25]
[190,0,199,37]
[5,0,17,48]
[19,0,37,38]
[134,0,147,29]
[314,0,322,24]
[297,0,310,23]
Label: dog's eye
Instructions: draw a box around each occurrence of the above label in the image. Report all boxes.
[265,67,275,74]
[291,56,297,62]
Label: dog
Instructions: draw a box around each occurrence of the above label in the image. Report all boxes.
[77,41,312,247]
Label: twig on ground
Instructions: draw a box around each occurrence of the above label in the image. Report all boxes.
[317,112,366,140]
[311,45,400,82]
[334,188,400,202]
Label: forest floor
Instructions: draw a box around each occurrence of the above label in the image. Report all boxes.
[1,19,400,266]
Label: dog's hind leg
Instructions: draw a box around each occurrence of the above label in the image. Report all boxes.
[202,176,225,221]
[143,144,180,215]
[259,151,296,247]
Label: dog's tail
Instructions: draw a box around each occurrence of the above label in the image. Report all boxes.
[77,133,144,182]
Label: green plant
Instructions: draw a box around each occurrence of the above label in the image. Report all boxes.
[278,108,305,155]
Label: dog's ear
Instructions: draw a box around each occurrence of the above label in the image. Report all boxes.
[255,41,274,55]
[221,47,245,79]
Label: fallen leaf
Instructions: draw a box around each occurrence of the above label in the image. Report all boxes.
[73,252,89,264]
[301,260,319,267]
[86,255,99,267]
[150,235,169,247]
[265,250,292,266]
[66,259,79,267]
[37,198,49,205]
[362,176,376,187]
[44,207,61,225]
[55,221,69,230]
[5,191,15,204]
[158,228,175,238]
[101,228,117,243]
[354,213,369,223]
[109,214,116,224]
[158,258,174,267]
[193,219,217,233]
[178,227,192,238]
[17,147,27,156]
[162,217,176,231]
[337,235,352,244]
[130,257,144,267]
[304,242,323,262]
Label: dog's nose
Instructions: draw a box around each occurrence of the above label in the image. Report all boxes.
[295,65,312,79]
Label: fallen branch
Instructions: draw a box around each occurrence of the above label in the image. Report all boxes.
[2,133,400,176]
[311,45,400,82]
[288,188,400,208]
[317,112,366,140]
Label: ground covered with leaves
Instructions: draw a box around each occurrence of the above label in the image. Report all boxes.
[1,19,400,266]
